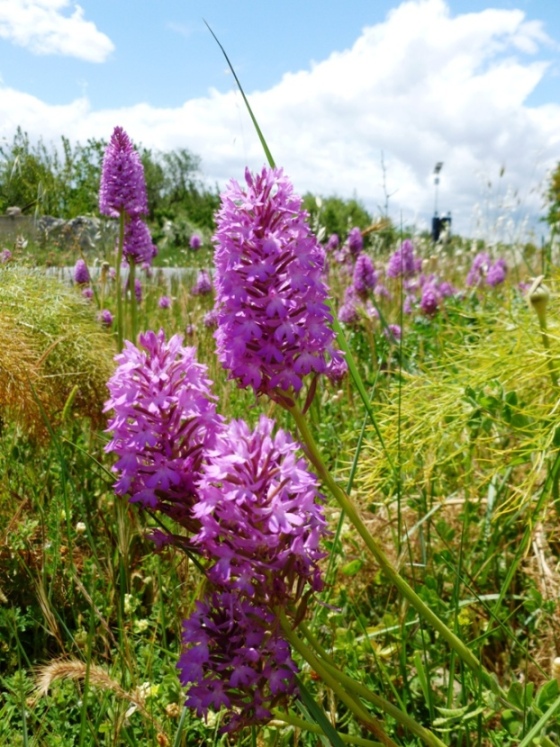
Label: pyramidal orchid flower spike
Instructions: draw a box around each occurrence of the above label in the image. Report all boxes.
[99,126,148,219]
[178,590,299,733]
[192,415,327,601]
[213,167,337,399]
[104,329,223,535]
[178,415,327,732]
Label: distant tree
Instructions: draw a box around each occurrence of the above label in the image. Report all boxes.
[302,193,373,241]
[545,161,560,228]
[0,129,219,234]
[0,127,60,215]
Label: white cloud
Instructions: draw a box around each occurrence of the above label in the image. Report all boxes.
[0,0,114,62]
[0,0,558,237]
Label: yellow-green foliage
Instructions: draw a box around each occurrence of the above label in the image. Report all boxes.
[358,281,560,517]
[0,266,115,438]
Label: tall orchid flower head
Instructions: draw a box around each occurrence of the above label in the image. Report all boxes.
[73,258,90,285]
[486,257,507,287]
[122,216,157,265]
[99,126,148,218]
[347,226,364,257]
[386,239,421,279]
[178,590,299,733]
[104,329,223,532]
[193,415,327,603]
[466,251,490,286]
[213,167,336,397]
[352,253,377,299]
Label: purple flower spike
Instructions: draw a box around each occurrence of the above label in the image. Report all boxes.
[178,590,298,733]
[73,258,90,285]
[189,233,202,250]
[98,309,114,327]
[193,415,327,602]
[325,233,339,252]
[158,295,171,309]
[352,254,377,299]
[486,258,507,287]
[99,126,148,218]
[104,330,223,530]
[123,216,157,266]
[192,269,213,296]
[347,227,363,257]
[466,251,490,286]
[420,283,440,316]
[387,239,421,279]
[213,167,336,396]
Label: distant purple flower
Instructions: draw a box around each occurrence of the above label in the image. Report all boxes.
[0,248,12,263]
[108,267,116,280]
[193,415,327,600]
[134,278,142,303]
[178,590,298,733]
[99,126,148,218]
[486,258,507,287]
[158,295,171,309]
[185,323,195,336]
[374,283,391,299]
[385,324,402,341]
[338,299,359,325]
[438,281,456,297]
[325,233,339,252]
[73,258,90,285]
[404,295,415,314]
[203,309,219,328]
[98,309,114,327]
[104,330,222,530]
[325,347,347,383]
[352,254,377,299]
[420,283,440,316]
[192,269,213,296]
[123,216,157,266]
[387,239,421,279]
[189,233,202,250]
[82,286,93,300]
[466,251,490,286]
[347,227,363,257]
[213,167,336,396]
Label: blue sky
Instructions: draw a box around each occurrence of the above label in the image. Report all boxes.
[0,0,559,236]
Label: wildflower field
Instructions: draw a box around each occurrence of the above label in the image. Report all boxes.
[2,119,560,747]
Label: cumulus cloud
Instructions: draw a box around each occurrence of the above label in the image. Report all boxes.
[0,0,558,237]
[0,0,114,62]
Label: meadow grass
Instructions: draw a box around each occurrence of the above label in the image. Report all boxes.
[2,224,560,746]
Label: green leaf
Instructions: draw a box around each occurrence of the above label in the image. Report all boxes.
[295,676,347,747]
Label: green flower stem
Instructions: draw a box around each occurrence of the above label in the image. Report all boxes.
[296,619,450,747]
[287,401,499,695]
[277,610,398,747]
[115,212,125,351]
[129,258,137,343]
[314,652,451,747]
[538,318,558,388]
[270,709,384,746]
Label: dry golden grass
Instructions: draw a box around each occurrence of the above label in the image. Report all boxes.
[0,266,116,438]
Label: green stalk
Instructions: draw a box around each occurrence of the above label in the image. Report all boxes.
[277,611,398,747]
[538,317,558,389]
[129,258,137,343]
[287,401,499,694]
[297,620,450,746]
[271,709,384,746]
[115,211,125,351]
